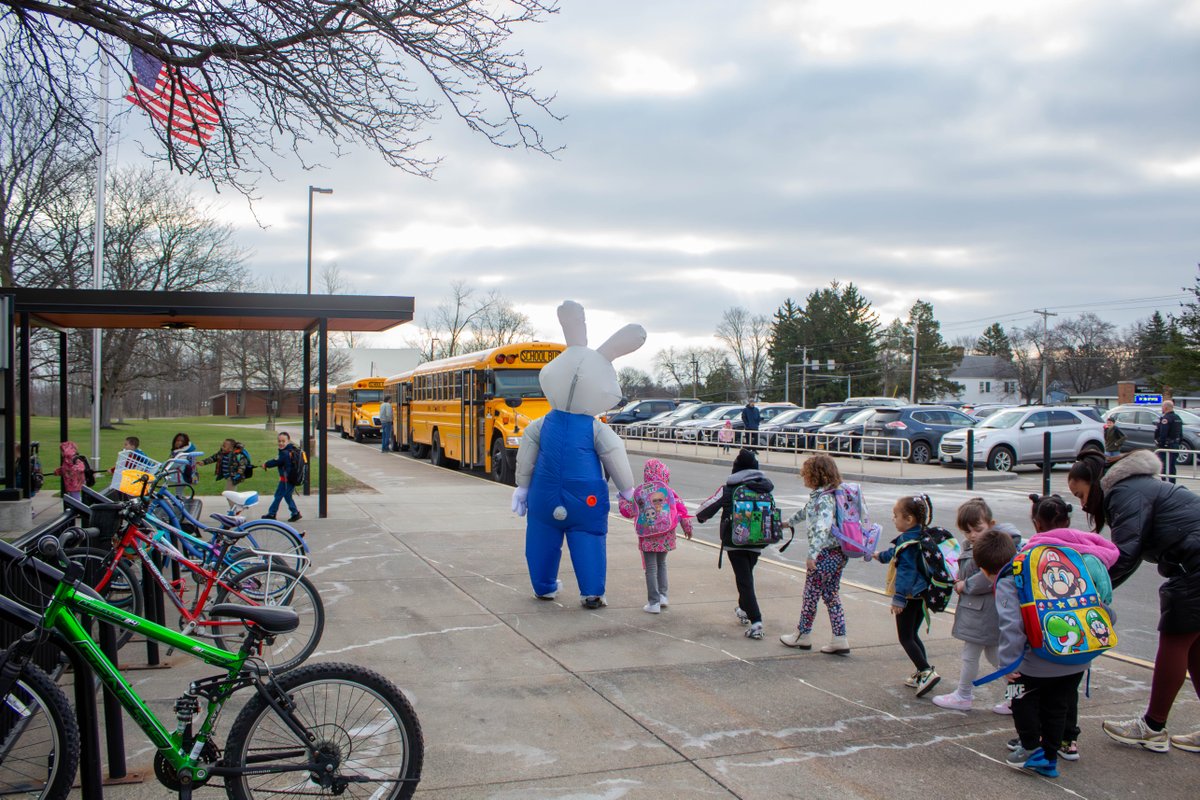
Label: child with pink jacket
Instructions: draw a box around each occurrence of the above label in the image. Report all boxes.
[619,459,693,614]
[53,441,87,501]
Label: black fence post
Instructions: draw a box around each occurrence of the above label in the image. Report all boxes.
[141,558,161,666]
[1042,431,1052,497]
[98,621,127,779]
[67,635,104,800]
[966,429,975,490]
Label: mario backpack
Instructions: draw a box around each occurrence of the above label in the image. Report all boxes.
[976,544,1117,684]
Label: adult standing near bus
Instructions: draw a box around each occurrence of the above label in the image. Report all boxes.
[379,395,394,453]
[1066,448,1200,753]
[1155,400,1184,484]
[741,400,761,447]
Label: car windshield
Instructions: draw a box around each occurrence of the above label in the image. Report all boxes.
[981,409,1026,429]
[867,410,902,424]
[809,407,844,424]
[352,390,383,403]
[846,408,875,424]
[768,409,806,426]
[645,410,675,423]
[701,406,739,419]
[1179,409,1200,425]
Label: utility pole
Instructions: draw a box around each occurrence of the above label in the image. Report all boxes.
[690,356,700,399]
[800,345,809,408]
[909,321,919,404]
[1033,309,1058,405]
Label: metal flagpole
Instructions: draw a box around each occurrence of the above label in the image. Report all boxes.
[91,52,108,468]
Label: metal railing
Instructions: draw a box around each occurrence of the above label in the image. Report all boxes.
[612,424,913,474]
[1154,447,1199,482]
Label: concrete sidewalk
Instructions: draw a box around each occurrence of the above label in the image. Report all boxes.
[79,438,1198,799]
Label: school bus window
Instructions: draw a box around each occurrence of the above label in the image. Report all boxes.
[494,369,545,399]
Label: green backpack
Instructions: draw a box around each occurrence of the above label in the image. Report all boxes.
[729,485,782,547]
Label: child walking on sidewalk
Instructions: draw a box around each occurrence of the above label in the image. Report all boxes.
[779,455,851,654]
[933,498,1022,713]
[872,494,940,697]
[717,420,735,453]
[619,459,694,614]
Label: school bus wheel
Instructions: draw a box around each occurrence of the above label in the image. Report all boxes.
[490,437,514,485]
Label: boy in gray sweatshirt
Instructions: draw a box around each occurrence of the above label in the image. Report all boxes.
[973,528,1086,779]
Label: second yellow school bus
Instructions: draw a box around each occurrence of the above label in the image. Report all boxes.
[384,341,565,483]
[332,377,386,442]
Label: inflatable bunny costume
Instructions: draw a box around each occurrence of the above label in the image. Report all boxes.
[511,301,646,607]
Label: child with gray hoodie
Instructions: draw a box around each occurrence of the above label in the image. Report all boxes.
[932,498,1022,713]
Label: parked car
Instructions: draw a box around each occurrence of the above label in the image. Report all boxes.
[604,398,680,426]
[937,406,1105,472]
[964,403,1014,420]
[674,405,744,441]
[859,406,979,464]
[772,405,864,449]
[641,402,727,438]
[843,396,906,408]
[624,409,678,438]
[722,402,799,444]
[1105,404,1200,465]
[813,407,876,453]
[761,408,817,445]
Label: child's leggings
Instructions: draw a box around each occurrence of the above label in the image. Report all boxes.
[896,599,929,671]
[1147,630,1200,725]
[643,551,668,604]
[797,547,847,636]
[956,642,999,699]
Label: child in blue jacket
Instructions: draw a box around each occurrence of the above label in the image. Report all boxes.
[873,495,939,698]
[262,432,302,522]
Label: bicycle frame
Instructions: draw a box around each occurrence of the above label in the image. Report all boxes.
[149,486,308,567]
[16,566,249,781]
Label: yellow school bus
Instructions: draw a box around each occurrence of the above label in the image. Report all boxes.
[383,341,564,483]
[332,377,386,442]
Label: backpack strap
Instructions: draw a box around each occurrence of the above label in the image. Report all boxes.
[974,652,1025,686]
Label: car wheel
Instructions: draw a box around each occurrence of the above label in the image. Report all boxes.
[987,445,1015,472]
[353,428,364,443]
[1177,444,1195,466]
[910,441,932,464]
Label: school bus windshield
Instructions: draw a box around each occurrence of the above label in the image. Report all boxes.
[352,390,384,403]
[492,369,545,399]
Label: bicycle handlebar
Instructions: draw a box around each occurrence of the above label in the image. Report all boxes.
[36,528,88,561]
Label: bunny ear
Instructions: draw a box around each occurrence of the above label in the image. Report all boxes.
[557,301,587,347]
[596,324,647,363]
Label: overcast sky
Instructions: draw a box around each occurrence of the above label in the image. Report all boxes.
[118,0,1200,374]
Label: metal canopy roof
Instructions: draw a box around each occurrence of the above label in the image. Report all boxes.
[7,288,414,332]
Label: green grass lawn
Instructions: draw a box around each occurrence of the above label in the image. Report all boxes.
[29,415,370,495]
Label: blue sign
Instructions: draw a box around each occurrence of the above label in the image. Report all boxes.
[1134,393,1163,404]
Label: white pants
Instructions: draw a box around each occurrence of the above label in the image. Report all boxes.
[956,641,999,699]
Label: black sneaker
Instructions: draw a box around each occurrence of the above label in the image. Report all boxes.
[288,513,302,522]
[261,514,276,520]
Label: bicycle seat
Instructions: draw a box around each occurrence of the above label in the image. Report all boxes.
[222,490,258,507]
[208,604,299,634]
[210,512,246,527]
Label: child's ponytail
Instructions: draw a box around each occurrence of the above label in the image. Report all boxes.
[896,493,932,528]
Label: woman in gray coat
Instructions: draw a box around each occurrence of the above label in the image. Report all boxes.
[1067,448,1200,754]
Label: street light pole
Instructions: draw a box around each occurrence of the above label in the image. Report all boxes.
[306,186,333,294]
[1033,308,1057,404]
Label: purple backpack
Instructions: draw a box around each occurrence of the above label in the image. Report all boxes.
[829,483,881,559]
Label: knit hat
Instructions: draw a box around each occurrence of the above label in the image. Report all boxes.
[732,448,758,473]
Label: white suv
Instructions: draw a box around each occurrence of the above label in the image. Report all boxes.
[938,406,1105,472]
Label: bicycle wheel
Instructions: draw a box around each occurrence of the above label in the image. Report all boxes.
[211,564,324,673]
[64,547,143,649]
[223,662,422,800]
[0,660,80,800]
[224,522,307,571]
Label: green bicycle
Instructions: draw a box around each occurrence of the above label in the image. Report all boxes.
[0,533,423,799]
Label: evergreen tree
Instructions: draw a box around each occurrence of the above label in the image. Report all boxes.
[766,283,880,406]
[895,300,962,402]
[974,322,1014,361]
[1163,267,1200,392]
[1131,311,1173,380]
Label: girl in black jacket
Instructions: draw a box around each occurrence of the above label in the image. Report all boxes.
[1068,448,1200,754]
[695,449,774,640]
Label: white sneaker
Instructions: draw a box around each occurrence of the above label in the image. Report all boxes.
[734,607,750,625]
[745,622,764,639]
[932,691,973,711]
[643,602,661,614]
[915,668,941,698]
[658,594,668,608]
[992,701,1013,715]
[904,671,921,688]
[535,580,562,600]
[581,595,608,609]
[1103,717,1169,753]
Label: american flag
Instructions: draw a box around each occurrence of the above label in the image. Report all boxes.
[125,49,220,147]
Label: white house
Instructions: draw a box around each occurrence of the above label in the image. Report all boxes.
[938,355,1019,406]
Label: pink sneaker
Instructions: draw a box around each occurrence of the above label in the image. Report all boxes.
[992,701,1013,715]
[932,692,973,711]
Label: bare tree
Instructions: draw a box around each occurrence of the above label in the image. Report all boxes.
[1048,313,1119,395]
[1,0,561,192]
[715,307,772,400]
[1009,326,1049,404]
[27,166,245,425]
[616,367,653,399]
[468,298,536,350]
[654,346,727,397]
[0,49,95,287]
[410,280,497,360]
